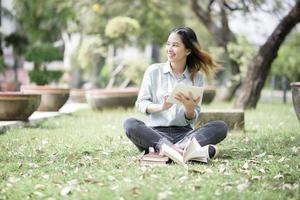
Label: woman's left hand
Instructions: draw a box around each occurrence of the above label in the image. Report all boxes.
[175,92,200,118]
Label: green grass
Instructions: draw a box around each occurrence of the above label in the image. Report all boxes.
[0,101,299,200]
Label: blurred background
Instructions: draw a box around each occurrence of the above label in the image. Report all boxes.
[0,0,299,105]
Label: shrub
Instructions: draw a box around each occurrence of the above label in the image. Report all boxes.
[105,16,140,43]
[25,43,64,85]
[28,69,63,85]
[25,44,63,64]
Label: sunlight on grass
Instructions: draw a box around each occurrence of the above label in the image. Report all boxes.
[0,101,299,199]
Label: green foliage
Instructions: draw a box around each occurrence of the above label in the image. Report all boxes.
[81,0,185,46]
[227,36,256,77]
[25,44,63,64]
[12,0,71,43]
[77,35,106,71]
[95,64,110,87]
[4,33,28,55]
[28,69,63,85]
[123,53,150,86]
[0,56,7,73]
[272,32,300,82]
[105,16,140,44]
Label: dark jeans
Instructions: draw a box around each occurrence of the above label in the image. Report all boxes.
[123,118,228,152]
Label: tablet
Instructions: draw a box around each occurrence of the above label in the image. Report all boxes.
[166,84,204,105]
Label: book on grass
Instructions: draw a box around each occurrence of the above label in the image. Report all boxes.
[139,147,169,166]
[160,137,208,168]
[166,83,204,105]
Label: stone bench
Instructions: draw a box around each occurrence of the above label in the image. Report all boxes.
[195,109,245,130]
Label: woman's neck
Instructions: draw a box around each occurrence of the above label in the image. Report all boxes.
[170,60,186,75]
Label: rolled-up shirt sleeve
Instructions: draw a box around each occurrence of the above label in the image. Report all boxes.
[135,68,153,114]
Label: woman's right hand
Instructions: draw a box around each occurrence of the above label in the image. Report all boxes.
[161,96,173,111]
[146,96,173,113]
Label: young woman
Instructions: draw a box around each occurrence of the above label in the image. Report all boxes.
[123,27,228,162]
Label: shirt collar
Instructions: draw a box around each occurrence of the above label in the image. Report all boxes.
[163,61,190,78]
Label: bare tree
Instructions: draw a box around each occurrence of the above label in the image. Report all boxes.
[235,0,300,109]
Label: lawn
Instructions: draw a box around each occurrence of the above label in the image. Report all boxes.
[0,100,299,200]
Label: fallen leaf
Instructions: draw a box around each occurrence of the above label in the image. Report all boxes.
[178,176,188,182]
[256,152,266,158]
[123,177,132,183]
[219,164,226,173]
[111,185,118,191]
[18,162,23,169]
[291,146,299,154]
[251,176,262,181]
[189,168,204,174]
[130,187,140,196]
[248,159,259,164]
[33,191,44,197]
[34,184,45,190]
[273,174,284,180]
[237,181,250,192]
[28,163,40,169]
[41,174,50,180]
[263,160,270,164]
[8,176,20,183]
[67,179,78,186]
[107,175,116,181]
[41,139,48,145]
[278,157,285,163]
[242,162,249,170]
[74,167,79,173]
[60,186,72,196]
[204,168,214,174]
[158,190,173,200]
[258,168,266,174]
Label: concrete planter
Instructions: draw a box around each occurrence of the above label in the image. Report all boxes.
[0,82,18,91]
[203,85,216,104]
[290,82,300,122]
[86,87,139,110]
[69,88,87,103]
[21,85,70,111]
[0,92,41,120]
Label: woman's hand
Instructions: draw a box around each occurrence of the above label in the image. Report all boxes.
[161,95,173,111]
[146,96,173,113]
[175,92,200,119]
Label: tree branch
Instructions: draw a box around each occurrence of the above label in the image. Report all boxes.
[223,2,243,11]
[207,0,216,12]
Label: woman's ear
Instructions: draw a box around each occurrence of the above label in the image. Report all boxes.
[186,49,191,55]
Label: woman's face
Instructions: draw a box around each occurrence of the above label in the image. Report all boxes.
[166,33,191,63]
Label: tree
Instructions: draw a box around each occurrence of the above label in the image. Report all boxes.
[12,0,71,44]
[188,0,294,100]
[235,0,300,109]
[189,0,241,100]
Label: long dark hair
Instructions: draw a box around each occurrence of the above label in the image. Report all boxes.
[170,27,220,82]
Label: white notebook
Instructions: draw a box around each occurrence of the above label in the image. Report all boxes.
[166,83,204,105]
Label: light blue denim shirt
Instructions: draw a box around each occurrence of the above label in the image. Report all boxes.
[136,62,203,127]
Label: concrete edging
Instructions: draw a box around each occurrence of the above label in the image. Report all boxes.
[0,103,89,132]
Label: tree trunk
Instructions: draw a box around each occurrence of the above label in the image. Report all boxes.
[235,1,300,109]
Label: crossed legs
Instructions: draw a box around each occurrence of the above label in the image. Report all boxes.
[123,118,228,152]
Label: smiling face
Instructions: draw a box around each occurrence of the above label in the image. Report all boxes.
[166,32,191,64]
